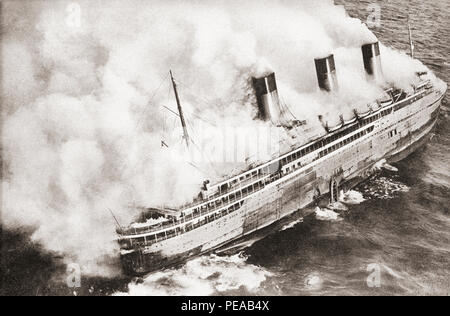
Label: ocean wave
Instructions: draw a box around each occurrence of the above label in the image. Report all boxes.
[114,253,272,296]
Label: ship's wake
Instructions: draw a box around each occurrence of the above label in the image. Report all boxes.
[114,253,272,296]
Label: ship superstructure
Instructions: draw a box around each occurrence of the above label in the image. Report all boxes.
[117,41,447,275]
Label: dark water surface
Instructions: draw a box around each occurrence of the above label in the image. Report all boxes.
[1,0,449,296]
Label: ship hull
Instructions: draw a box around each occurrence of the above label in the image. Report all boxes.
[121,88,445,276]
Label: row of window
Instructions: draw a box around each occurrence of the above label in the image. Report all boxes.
[278,112,382,168]
[393,90,429,112]
[225,169,259,191]
[122,201,245,248]
[388,129,398,138]
[318,126,375,158]
[125,169,279,237]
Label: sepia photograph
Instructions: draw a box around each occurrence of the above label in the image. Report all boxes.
[1,0,449,299]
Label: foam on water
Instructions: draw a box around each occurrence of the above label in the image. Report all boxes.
[339,190,366,205]
[114,253,272,296]
[327,201,349,211]
[383,164,399,172]
[315,207,342,222]
[373,159,387,171]
[304,272,324,291]
[362,176,410,200]
[217,237,262,254]
[280,218,304,231]
[373,159,399,173]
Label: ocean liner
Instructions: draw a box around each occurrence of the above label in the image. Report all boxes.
[117,38,447,275]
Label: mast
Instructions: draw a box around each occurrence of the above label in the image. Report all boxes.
[407,17,414,58]
[170,70,190,147]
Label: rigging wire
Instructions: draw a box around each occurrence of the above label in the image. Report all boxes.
[162,105,180,117]
[104,72,179,196]
[162,104,216,127]
[99,73,171,178]
[187,162,210,177]
[160,79,213,177]
[176,80,223,111]
[279,95,298,122]
[163,74,223,177]
[136,72,171,128]
[113,71,229,201]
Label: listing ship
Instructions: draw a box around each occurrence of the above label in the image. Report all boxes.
[117,39,447,275]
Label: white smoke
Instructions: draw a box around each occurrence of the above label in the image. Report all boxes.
[1,0,432,275]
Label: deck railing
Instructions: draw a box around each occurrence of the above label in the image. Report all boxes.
[118,172,280,237]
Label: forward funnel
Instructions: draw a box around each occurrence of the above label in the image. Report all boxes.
[314,54,339,92]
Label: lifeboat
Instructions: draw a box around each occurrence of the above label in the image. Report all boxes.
[378,96,393,107]
[327,123,343,133]
[318,115,343,133]
[354,105,372,119]
[343,116,357,125]
[369,101,381,111]
[341,111,357,125]
[326,116,344,132]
